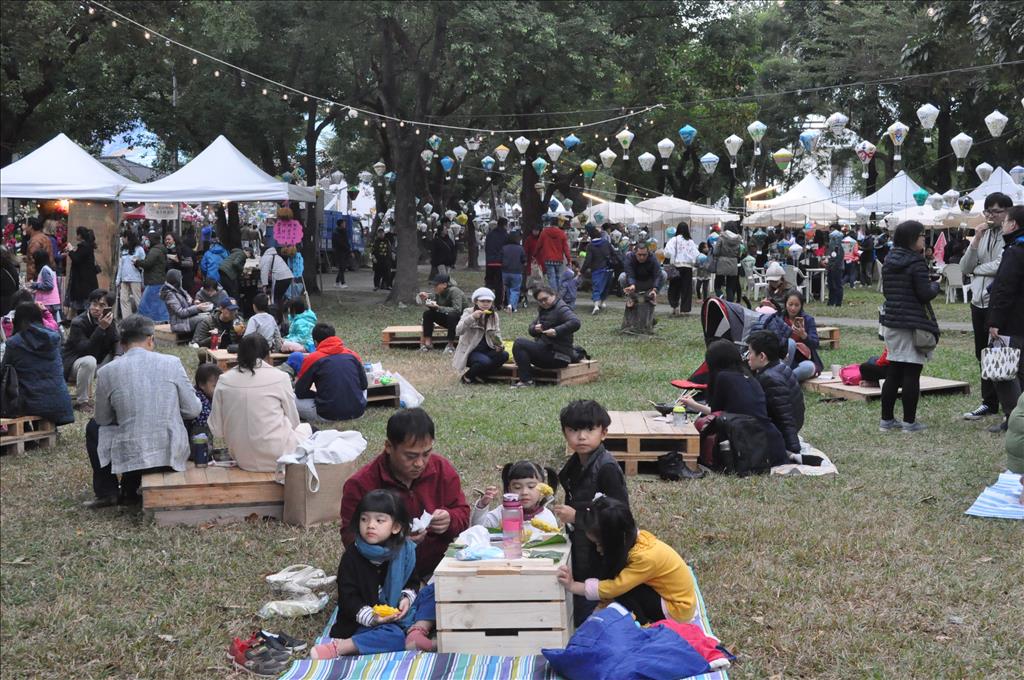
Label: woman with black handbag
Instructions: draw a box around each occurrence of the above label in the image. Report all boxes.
[985,205,1024,434]
[879,220,940,433]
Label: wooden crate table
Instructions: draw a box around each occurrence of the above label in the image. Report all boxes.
[381,325,455,349]
[805,375,969,401]
[139,462,283,526]
[0,416,57,454]
[366,382,401,407]
[434,540,573,655]
[207,348,290,372]
[817,326,840,349]
[484,360,600,386]
[589,410,699,476]
[154,323,189,345]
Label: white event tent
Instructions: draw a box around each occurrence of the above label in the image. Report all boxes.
[857,171,924,214]
[745,173,856,226]
[747,174,833,211]
[967,166,1024,207]
[633,195,737,242]
[0,133,138,200]
[583,199,644,226]
[119,135,316,203]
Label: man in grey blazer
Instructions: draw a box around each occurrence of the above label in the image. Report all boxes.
[84,314,201,508]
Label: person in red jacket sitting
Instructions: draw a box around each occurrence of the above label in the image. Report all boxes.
[339,408,470,578]
[536,216,572,295]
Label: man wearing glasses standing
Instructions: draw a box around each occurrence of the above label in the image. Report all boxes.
[61,289,120,414]
[961,192,1013,422]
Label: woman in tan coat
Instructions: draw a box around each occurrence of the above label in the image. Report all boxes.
[208,334,305,471]
[451,287,508,384]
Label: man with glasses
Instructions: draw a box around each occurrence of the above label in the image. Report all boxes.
[961,192,1013,421]
[61,289,120,414]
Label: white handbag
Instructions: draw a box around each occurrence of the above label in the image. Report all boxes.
[981,337,1021,382]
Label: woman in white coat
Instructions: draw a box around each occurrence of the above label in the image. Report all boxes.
[452,287,508,384]
[664,222,699,315]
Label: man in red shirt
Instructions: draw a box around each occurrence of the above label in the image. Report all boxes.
[536,217,572,294]
[340,408,469,578]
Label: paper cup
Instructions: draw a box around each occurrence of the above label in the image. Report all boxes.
[831,364,842,380]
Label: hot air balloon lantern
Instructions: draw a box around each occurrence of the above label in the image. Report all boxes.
[546,143,563,174]
[420,149,434,170]
[282,171,292,183]
[372,160,386,177]
[747,120,767,155]
[440,156,454,180]
[826,112,849,138]
[916,103,939,143]
[855,206,871,223]
[724,134,744,169]
[615,129,635,159]
[772,148,793,172]
[942,189,959,209]
[580,158,598,186]
[886,121,909,161]
[514,136,531,165]
[949,132,973,173]
[453,145,468,178]
[926,193,944,211]
[481,155,496,181]
[700,152,720,175]
[532,156,548,177]
[958,195,975,213]
[678,125,697,148]
[656,138,675,170]
[599,147,617,169]
[383,171,396,194]
[975,162,994,183]
[855,141,876,179]
[1010,165,1024,185]
[465,137,481,152]
[427,134,443,152]
[494,144,510,170]
[798,129,821,155]
[913,187,929,206]
[984,110,1008,138]
[563,133,580,151]
[638,152,656,173]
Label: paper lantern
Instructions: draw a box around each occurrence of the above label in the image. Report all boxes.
[453,145,468,163]
[420,149,434,169]
[855,206,871,223]
[826,112,849,137]
[465,137,481,152]
[422,202,433,215]
[599,147,617,169]
[440,156,454,180]
[1010,165,1024,185]
[532,157,548,176]
[331,170,343,184]
[481,155,495,181]
[427,134,443,152]
[678,125,697,147]
[580,158,598,180]
[855,140,876,179]
[975,162,994,183]
[700,152,720,175]
[949,132,973,173]
[494,144,510,170]
[563,133,580,150]
[747,120,767,155]
[372,160,386,176]
[656,138,675,169]
[913,188,929,206]
[514,136,531,165]
[886,122,909,161]
[916,103,939,143]
[772,148,793,171]
[942,189,959,208]
[724,134,743,168]
[637,152,656,172]
[984,110,1008,138]
[926,193,943,210]
[615,129,635,159]
[958,195,975,213]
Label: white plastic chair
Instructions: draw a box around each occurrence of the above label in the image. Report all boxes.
[943,263,967,303]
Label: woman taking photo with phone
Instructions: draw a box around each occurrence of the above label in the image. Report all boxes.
[751,290,822,382]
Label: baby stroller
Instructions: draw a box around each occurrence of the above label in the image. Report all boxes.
[672,296,759,390]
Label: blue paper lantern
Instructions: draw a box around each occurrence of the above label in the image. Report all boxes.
[563,133,581,150]
[440,156,454,172]
[678,125,698,147]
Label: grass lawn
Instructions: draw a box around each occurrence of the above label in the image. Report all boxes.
[1,270,1020,679]
[802,286,973,325]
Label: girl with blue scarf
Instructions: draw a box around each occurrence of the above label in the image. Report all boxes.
[310,489,437,659]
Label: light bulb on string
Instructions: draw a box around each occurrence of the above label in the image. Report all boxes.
[363,119,369,127]
[979,14,988,24]
[214,69,220,77]
[88,5,95,13]
[261,88,267,95]
[381,121,386,129]
[415,129,421,135]
[240,79,246,87]
[282,93,288,100]
[926,6,936,16]
[144,31,151,40]
[191,57,198,65]
[111,20,117,27]
[303,96,308,103]
[399,121,405,127]
[164,39,170,47]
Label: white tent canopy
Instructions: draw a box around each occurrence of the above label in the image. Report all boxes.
[967,166,1024,206]
[857,171,924,214]
[745,200,857,226]
[119,135,316,203]
[634,196,737,228]
[748,173,833,210]
[0,133,139,200]
[583,199,644,226]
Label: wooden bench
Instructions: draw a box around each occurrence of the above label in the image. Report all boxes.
[804,375,970,401]
[381,325,454,349]
[366,382,401,408]
[207,348,290,372]
[817,326,840,349]
[485,360,600,386]
[154,324,189,345]
[139,462,283,526]
[0,416,57,454]
[573,410,699,476]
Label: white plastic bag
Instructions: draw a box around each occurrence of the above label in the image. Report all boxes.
[258,592,329,619]
[394,373,424,409]
[277,429,367,492]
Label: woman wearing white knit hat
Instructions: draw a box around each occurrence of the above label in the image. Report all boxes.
[452,287,509,384]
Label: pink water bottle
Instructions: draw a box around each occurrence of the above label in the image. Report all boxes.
[501,493,524,559]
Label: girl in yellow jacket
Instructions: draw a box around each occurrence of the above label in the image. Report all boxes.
[557,496,696,624]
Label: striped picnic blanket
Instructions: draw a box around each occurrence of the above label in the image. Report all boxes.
[965,471,1024,520]
[278,568,729,680]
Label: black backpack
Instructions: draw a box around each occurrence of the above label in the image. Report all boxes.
[1,357,22,418]
[715,413,772,477]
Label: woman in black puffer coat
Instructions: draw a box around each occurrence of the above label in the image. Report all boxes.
[879,220,939,433]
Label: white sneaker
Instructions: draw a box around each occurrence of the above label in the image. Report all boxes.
[592,304,601,315]
[339,284,349,289]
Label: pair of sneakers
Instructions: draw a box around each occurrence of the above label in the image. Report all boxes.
[879,419,927,433]
[228,631,305,677]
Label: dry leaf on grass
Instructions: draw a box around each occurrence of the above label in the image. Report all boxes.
[1,556,32,565]
[156,634,178,643]
[947,615,965,625]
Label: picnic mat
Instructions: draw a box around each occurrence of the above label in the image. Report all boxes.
[964,471,1024,520]
[277,570,729,680]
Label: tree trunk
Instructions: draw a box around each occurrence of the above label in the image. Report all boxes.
[520,160,543,231]
[934,96,955,193]
[388,133,421,303]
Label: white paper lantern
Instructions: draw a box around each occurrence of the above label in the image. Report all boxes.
[615,129,635,160]
[514,136,531,165]
[724,134,744,168]
[886,121,909,161]
[926,193,944,210]
[546,143,563,177]
[420,149,434,168]
[826,112,849,137]
[942,189,959,209]
[747,120,767,155]
[700,152,719,175]
[599,147,617,169]
[855,206,871,223]
[1010,165,1024,185]
[984,110,1008,138]
[975,162,994,183]
[637,152,656,172]
[949,132,973,173]
[656,138,675,169]
[916,103,939,143]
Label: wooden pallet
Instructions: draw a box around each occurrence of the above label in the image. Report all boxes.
[381,325,454,348]
[139,462,283,526]
[434,541,572,655]
[0,416,57,454]
[366,383,401,407]
[154,324,189,345]
[817,325,840,349]
[577,410,699,476]
[484,360,600,386]
[804,375,970,402]
[207,348,290,372]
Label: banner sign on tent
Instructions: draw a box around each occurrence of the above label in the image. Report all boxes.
[144,203,178,220]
